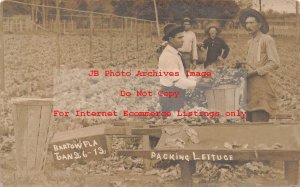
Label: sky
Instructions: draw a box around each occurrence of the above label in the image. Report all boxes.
[252,0,298,13]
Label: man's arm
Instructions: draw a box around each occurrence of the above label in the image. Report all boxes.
[221,38,230,59]
[203,39,209,49]
[159,55,196,90]
[256,36,280,76]
[192,33,198,60]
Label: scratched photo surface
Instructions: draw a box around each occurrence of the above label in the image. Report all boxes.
[0,0,299,187]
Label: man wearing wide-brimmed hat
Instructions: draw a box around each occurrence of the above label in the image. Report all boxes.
[158,23,210,185]
[178,17,198,71]
[201,25,230,68]
[158,23,198,113]
[239,8,280,122]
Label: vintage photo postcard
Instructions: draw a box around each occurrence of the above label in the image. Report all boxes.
[0,0,299,186]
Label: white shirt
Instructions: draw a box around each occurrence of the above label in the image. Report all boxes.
[178,30,198,60]
[158,45,196,90]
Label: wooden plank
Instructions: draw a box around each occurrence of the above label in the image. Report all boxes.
[50,125,106,143]
[14,105,28,171]
[112,120,145,126]
[105,135,113,155]
[234,87,240,110]
[142,135,152,170]
[42,109,54,170]
[26,105,42,170]
[270,113,293,119]
[214,88,225,112]
[156,125,300,150]
[35,105,52,170]
[284,161,299,185]
[179,161,193,187]
[131,128,162,137]
[225,88,235,112]
[205,90,216,111]
[118,149,300,161]
[104,126,127,135]
[11,98,53,106]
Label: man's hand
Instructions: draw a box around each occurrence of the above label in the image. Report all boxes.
[191,60,197,69]
[247,70,258,78]
[197,42,204,48]
[195,80,212,90]
[217,56,225,62]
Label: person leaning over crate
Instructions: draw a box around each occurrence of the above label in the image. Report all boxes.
[199,25,230,68]
[178,17,198,71]
[158,23,210,115]
[158,23,210,177]
[239,8,280,122]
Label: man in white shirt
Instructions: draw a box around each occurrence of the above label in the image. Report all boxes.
[158,24,204,184]
[158,23,199,114]
[178,17,198,71]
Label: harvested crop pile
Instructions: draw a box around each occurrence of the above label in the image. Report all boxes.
[194,161,282,183]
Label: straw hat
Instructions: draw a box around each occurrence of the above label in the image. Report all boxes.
[239,8,269,34]
[205,25,221,36]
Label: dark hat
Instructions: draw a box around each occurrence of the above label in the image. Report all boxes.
[162,23,185,41]
[239,8,269,34]
[205,25,221,36]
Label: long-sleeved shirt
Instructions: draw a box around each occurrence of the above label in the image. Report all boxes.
[246,32,280,75]
[178,31,198,60]
[158,45,196,90]
[203,36,230,64]
[246,31,280,115]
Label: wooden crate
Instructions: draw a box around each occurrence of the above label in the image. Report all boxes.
[205,84,242,114]
[12,98,54,175]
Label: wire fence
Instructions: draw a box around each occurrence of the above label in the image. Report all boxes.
[2,0,164,71]
[1,0,300,70]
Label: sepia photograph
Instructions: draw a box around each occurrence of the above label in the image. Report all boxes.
[0,0,299,186]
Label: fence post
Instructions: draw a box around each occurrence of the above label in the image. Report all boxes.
[0,2,4,91]
[42,0,46,27]
[237,24,240,40]
[100,15,103,29]
[296,1,299,41]
[35,19,38,32]
[110,15,113,61]
[8,17,11,32]
[63,20,66,34]
[20,19,23,32]
[125,17,128,60]
[136,18,138,51]
[121,17,125,61]
[143,20,146,48]
[56,0,61,74]
[71,15,74,32]
[89,12,93,67]
[150,22,153,43]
